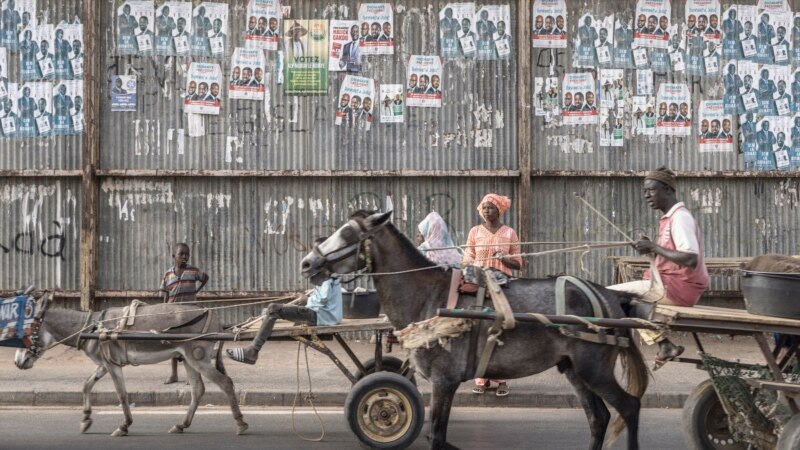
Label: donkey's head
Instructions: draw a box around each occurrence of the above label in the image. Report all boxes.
[301,210,392,285]
[14,293,52,370]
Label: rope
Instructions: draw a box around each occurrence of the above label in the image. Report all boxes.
[291,341,325,442]
[572,193,636,243]
[425,240,631,252]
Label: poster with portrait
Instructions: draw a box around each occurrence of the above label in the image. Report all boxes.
[793,14,800,66]
[244,0,281,51]
[574,14,614,68]
[756,0,790,12]
[533,76,559,116]
[650,24,677,73]
[52,23,82,80]
[722,61,742,114]
[755,10,792,65]
[633,0,671,49]
[531,0,567,49]
[184,62,222,115]
[154,2,192,56]
[656,83,691,136]
[754,115,790,170]
[598,69,623,109]
[284,20,329,95]
[358,3,394,55]
[439,3,475,59]
[722,6,744,59]
[1,0,35,52]
[561,72,597,125]
[52,80,83,136]
[115,1,153,56]
[470,5,510,60]
[329,20,361,72]
[334,75,376,130]
[19,24,52,81]
[0,48,7,100]
[190,2,228,58]
[686,0,721,43]
[15,81,50,137]
[612,16,634,68]
[599,107,624,147]
[667,27,686,72]
[735,60,759,113]
[790,113,800,170]
[791,68,800,112]
[740,112,758,168]
[406,55,442,108]
[757,65,791,116]
[379,83,403,123]
[111,75,137,112]
[228,48,266,100]
[697,100,732,152]
[631,95,656,136]
[636,69,653,96]
[0,82,17,138]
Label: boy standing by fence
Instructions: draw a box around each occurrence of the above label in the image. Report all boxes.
[159,242,209,383]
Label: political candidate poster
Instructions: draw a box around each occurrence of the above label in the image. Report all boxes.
[379,83,403,123]
[650,24,677,73]
[561,72,597,125]
[754,115,790,170]
[790,113,800,170]
[473,5,510,60]
[757,65,791,116]
[656,83,691,136]
[631,95,656,136]
[116,1,153,56]
[439,3,475,59]
[722,61,742,114]
[740,111,758,168]
[736,60,759,113]
[757,0,790,12]
[0,81,16,138]
[686,0,721,43]
[791,68,800,112]
[329,20,361,72]
[406,55,442,108]
[531,0,567,49]
[634,0,671,49]
[229,48,266,100]
[0,48,7,100]
[19,24,53,81]
[110,75,137,112]
[598,69,623,109]
[697,100,732,152]
[533,76,559,116]
[190,2,227,58]
[244,0,281,51]
[599,108,623,147]
[756,10,792,65]
[1,0,35,52]
[284,20,328,95]
[154,2,192,56]
[573,14,611,68]
[667,30,686,72]
[52,80,83,136]
[15,81,50,137]
[184,62,222,115]
[722,6,745,59]
[53,23,82,80]
[358,3,393,56]
[793,14,800,66]
[335,75,376,130]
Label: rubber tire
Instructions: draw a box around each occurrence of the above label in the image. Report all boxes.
[355,356,416,385]
[682,379,747,450]
[345,372,424,450]
[777,413,800,450]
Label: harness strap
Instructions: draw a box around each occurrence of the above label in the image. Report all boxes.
[74,311,94,350]
[446,269,461,310]
[463,285,487,381]
[162,310,210,332]
[555,276,603,318]
[201,309,213,334]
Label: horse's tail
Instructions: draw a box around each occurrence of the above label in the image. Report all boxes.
[607,332,649,445]
[215,341,228,375]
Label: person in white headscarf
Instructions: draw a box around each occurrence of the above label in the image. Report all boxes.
[416,212,462,267]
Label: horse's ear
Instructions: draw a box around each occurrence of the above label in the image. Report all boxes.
[36,292,50,319]
[366,210,393,228]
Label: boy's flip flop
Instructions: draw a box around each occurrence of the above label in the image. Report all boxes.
[652,345,684,371]
[472,382,489,394]
[226,348,257,365]
[495,383,510,397]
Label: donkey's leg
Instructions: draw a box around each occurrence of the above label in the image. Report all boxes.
[80,365,108,433]
[562,363,610,450]
[428,380,460,450]
[185,352,248,435]
[106,364,133,437]
[169,362,203,434]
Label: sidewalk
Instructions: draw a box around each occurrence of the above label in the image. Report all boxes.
[0,333,767,409]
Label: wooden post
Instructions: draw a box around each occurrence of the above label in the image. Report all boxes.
[80,0,100,311]
[516,0,532,276]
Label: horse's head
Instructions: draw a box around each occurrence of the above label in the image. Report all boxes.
[301,210,392,285]
[14,293,52,370]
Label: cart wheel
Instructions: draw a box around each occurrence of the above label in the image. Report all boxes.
[355,356,416,385]
[777,413,800,450]
[345,372,424,449]
[682,379,747,450]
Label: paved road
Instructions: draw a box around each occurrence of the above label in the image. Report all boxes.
[0,407,685,449]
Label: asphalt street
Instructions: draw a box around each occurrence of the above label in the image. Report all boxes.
[0,407,686,449]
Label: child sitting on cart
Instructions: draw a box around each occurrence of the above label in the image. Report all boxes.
[227,237,343,365]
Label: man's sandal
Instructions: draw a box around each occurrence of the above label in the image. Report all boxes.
[652,345,684,371]
[226,348,257,365]
[495,382,510,397]
[472,382,489,394]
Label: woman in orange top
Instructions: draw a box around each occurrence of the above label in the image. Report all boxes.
[463,193,522,397]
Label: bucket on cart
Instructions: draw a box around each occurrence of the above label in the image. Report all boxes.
[740,270,800,319]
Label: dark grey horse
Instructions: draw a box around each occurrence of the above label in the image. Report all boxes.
[300,211,648,450]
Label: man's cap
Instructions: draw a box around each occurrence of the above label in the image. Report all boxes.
[645,166,677,190]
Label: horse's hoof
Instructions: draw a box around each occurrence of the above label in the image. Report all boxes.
[80,419,93,433]
[236,423,249,435]
[169,425,185,434]
[111,428,127,437]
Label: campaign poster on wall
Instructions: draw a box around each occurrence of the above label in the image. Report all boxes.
[53,23,83,80]
[190,2,228,58]
[52,80,83,136]
[754,115,790,170]
[0,82,17,138]
[0,48,7,100]
[740,112,758,168]
[573,14,613,68]
[633,0,671,49]
[406,55,442,108]
[531,0,567,49]
[16,81,50,137]
[599,108,624,147]
[631,95,656,136]
[686,0,721,42]
[1,0,35,52]
[473,5,511,60]
[791,68,800,112]
[358,3,394,55]
[757,0,790,12]
[755,10,792,65]
[244,0,281,51]
[698,100,732,152]
[184,63,222,115]
[154,2,192,56]
[612,17,634,69]
[111,75,137,112]
[229,48,266,100]
[790,113,800,170]
[757,65,791,116]
[116,1,153,56]
[656,83,691,136]
[722,6,744,59]
[650,25,677,73]
[561,72,597,125]
[598,69,623,109]
[379,83,403,123]
[329,20,361,72]
[722,61,742,114]
[736,60,759,113]
[20,24,53,81]
[439,3,475,59]
[334,75,376,130]
[533,76,559,116]
[284,20,329,95]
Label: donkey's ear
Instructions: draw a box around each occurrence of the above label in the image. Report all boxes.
[366,210,393,228]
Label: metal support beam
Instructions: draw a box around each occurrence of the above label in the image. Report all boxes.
[517,0,532,276]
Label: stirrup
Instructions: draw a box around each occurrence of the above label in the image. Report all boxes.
[226,347,257,365]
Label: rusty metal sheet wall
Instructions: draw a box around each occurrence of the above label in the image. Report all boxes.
[0,0,84,171]
[98,0,517,171]
[531,0,743,172]
[0,178,81,290]
[530,176,800,289]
